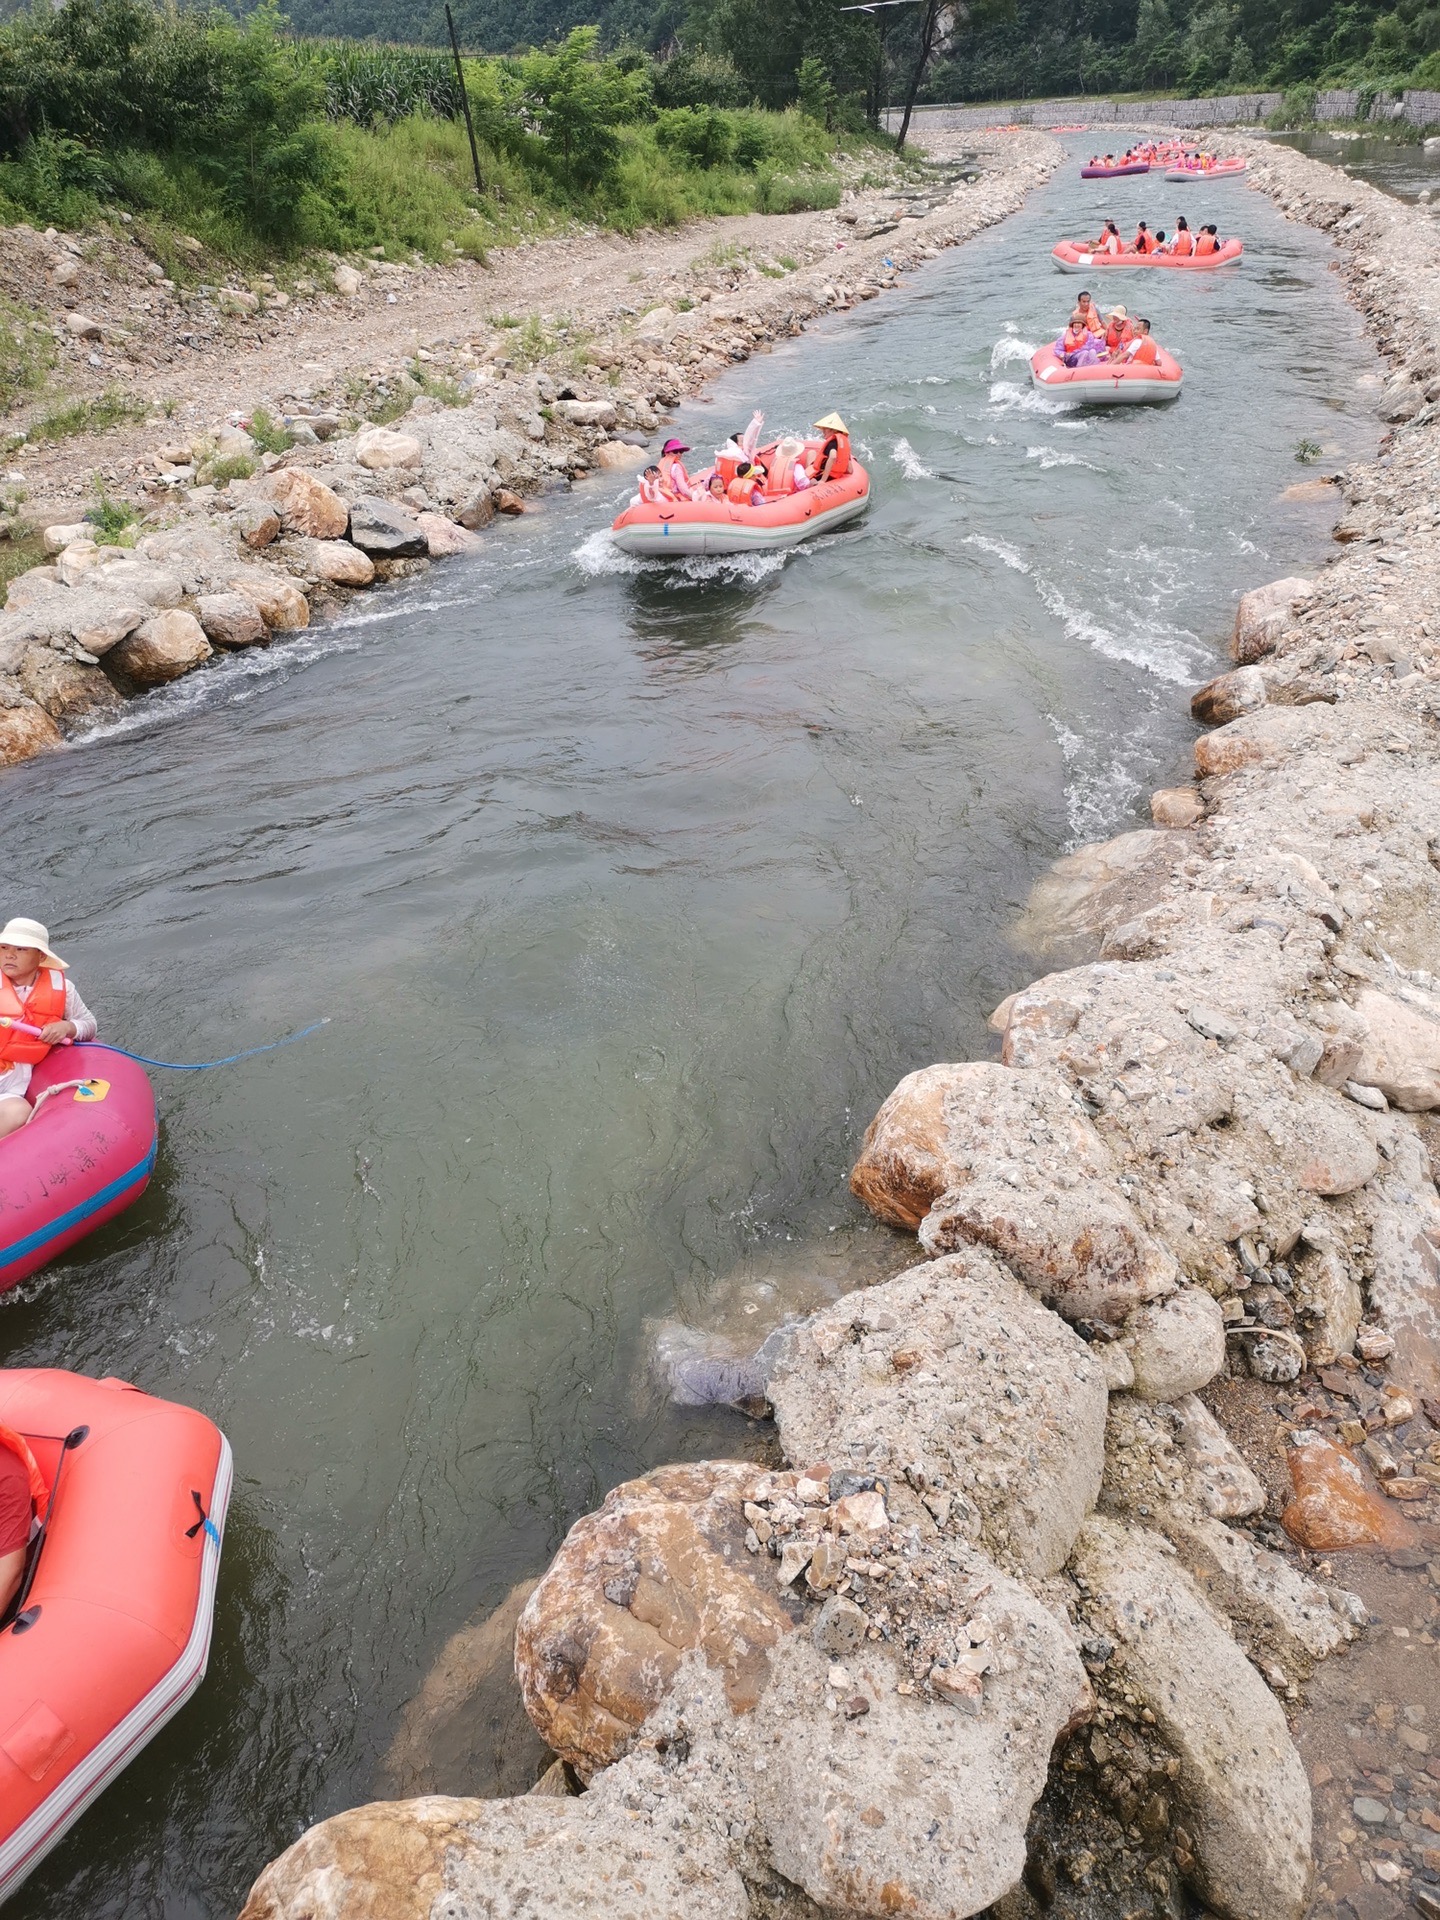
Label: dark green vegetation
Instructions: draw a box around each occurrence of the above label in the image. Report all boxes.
[0,0,850,260]
[254,0,1440,116]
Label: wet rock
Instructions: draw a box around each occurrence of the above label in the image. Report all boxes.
[382,1580,551,1799]
[593,440,649,472]
[1011,828,1190,966]
[768,1251,1106,1578]
[356,426,423,472]
[237,1787,748,1920]
[196,592,268,650]
[514,1461,800,1777]
[1151,785,1204,828]
[1348,985,1440,1110]
[415,513,481,557]
[348,496,428,559]
[1161,1507,1348,1668]
[1231,576,1311,664]
[0,698,59,764]
[1194,703,1339,779]
[1122,1290,1226,1401]
[262,467,349,541]
[851,1061,1177,1322]
[108,609,211,685]
[17,649,120,722]
[1072,1515,1312,1920]
[228,574,309,631]
[1191,665,1268,727]
[1280,1432,1417,1550]
[306,539,376,587]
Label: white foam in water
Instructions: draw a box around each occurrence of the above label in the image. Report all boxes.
[1050,718,1144,850]
[1024,445,1091,470]
[1032,574,1199,687]
[988,335,1037,371]
[571,526,790,586]
[891,438,933,480]
[965,532,1031,574]
[988,379,1074,418]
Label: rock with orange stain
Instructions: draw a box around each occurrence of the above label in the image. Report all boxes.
[1281,1432,1417,1550]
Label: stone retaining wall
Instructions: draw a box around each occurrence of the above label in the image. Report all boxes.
[890,87,1440,132]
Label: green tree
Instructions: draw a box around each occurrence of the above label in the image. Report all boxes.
[511,25,650,187]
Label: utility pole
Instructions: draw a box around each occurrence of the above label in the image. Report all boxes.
[445,3,486,198]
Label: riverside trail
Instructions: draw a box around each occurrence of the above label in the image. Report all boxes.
[0,142,1385,1917]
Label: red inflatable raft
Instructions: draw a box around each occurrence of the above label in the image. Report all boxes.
[0,1045,157,1293]
[1052,237,1244,272]
[1031,343,1183,405]
[0,1369,231,1900]
[1165,158,1247,180]
[1080,162,1149,178]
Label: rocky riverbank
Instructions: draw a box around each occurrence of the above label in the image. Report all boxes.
[234,136,1440,1920]
[0,130,1057,768]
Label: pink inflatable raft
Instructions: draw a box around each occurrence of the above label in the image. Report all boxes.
[1030,343,1183,405]
[0,1045,157,1291]
[1165,158,1247,181]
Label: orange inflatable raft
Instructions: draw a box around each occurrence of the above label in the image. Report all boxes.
[0,1370,231,1900]
[1030,343,1183,405]
[1052,236,1243,272]
[1165,157,1247,180]
[611,457,870,557]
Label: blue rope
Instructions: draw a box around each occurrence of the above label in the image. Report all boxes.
[81,1017,330,1073]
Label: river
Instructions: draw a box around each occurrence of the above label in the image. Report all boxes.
[0,146,1379,1917]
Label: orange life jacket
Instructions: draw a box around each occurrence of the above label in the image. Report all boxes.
[0,969,66,1074]
[726,474,756,505]
[0,1424,47,1515]
[1134,230,1154,254]
[1105,321,1132,352]
[1172,230,1194,257]
[827,434,851,478]
[1129,335,1159,366]
[1196,233,1218,256]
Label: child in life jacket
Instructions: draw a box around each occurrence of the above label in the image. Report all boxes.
[726,461,763,505]
[638,465,665,504]
[0,917,96,1143]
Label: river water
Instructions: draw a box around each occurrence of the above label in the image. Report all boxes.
[0,149,1378,1917]
[1271,127,1440,203]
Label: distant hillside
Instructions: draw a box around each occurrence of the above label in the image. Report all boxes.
[263,0,682,52]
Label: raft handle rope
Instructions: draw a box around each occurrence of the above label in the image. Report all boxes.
[1,1015,330,1073]
[185,1488,222,1549]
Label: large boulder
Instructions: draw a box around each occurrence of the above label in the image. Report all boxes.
[237,1789,747,1920]
[73,558,183,609]
[1280,1431,1416,1550]
[1190,664,1267,727]
[262,467,350,541]
[348,496,428,559]
[1231,577,1310,664]
[850,1062,1175,1322]
[17,649,120,723]
[1121,1289,1226,1401]
[767,1251,1107,1578]
[108,610,211,685]
[0,698,61,764]
[305,539,376,587]
[1071,1515,1312,1920]
[196,592,267,649]
[228,574,309,631]
[355,426,423,471]
[1348,985,1440,1110]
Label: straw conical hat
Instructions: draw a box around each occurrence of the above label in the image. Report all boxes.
[813,412,848,433]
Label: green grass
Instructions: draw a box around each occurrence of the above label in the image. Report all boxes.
[86,480,139,543]
[0,529,46,599]
[26,387,149,443]
[204,451,257,484]
[0,296,56,414]
[248,405,293,454]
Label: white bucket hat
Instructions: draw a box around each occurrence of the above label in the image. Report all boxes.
[0,918,67,969]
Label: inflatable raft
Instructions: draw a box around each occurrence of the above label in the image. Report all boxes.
[1052,237,1243,272]
[1165,158,1247,180]
[610,462,870,557]
[1080,162,1148,178]
[1031,343,1183,405]
[0,1369,230,1900]
[0,1045,157,1293]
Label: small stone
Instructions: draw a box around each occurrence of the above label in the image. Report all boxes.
[494,489,526,515]
[348,495,427,558]
[196,592,266,649]
[1356,1327,1396,1364]
[234,502,280,549]
[843,1693,870,1720]
[777,1539,814,1586]
[1240,1328,1307,1383]
[355,426,423,472]
[805,1535,842,1591]
[1384,1479,1431,1501]
[64,312,103,340]
[1150,786,1203,829]
[832,1490,888,1535]
[1187,1004,1240,1045]
[930,1664,984,1712]
[811,1595,867,1656]
[108,609,211,685]
[1352,1795,1390,1825]
[333,263,363,296]
[1344,1080,1389,1111]
[1282,1433,1417,1550]
[306,539,375,587]
[416,512,481,557]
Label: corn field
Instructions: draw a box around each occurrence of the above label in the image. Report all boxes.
[291,39,464,125]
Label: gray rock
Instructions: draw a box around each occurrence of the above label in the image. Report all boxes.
[1352,1794,1390,1824]
[1187,1003,1241,1045]
[347,495,427,558]
[1123,1289,1226,1401]
[1072,1515,1312,1920]
[769,1250,1107,1578]
[196,592,267,649]
[811,1594,867,1655]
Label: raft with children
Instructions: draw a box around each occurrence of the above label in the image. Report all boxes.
[611,413,869,557]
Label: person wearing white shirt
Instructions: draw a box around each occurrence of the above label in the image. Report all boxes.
[0,917,97,1141]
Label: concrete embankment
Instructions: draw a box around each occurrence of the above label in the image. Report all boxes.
[0,131,1058,768]
[235,136,1440,1920]
[891,85,1440,132]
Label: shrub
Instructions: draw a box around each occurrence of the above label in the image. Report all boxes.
[649,48,749,108]
[86,479,139,542]
[509,27,651,190]
[655,105,737,166]
[1267,82,1319,126]
[248,405,293,453]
